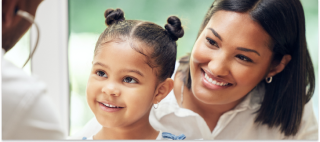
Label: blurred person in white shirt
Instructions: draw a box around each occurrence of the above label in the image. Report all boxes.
[2,0,65,139]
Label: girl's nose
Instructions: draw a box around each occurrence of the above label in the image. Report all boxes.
[208,55,229,77]
[101,83,121,97]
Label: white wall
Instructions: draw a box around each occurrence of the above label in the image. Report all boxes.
[30,0,69,135]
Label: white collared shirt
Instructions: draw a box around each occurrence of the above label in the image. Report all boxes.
[2,49,65,139]
[149,84,318,140]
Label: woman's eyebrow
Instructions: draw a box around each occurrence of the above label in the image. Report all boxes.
[237,47,261,56]
[208,28,222,41]
[207,28,261,56]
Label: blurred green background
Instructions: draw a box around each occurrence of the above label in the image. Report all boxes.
[67,0,318,136]
[68,0,214,58]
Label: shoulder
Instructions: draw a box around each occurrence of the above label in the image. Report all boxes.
[223,99,318,140]
[149,92,207,140]
[2,58,65,139]
[288,100,318,139]
[2,57,47,118]
[2,58,47,99]
[1,48,46,94]
[68,117,102,140]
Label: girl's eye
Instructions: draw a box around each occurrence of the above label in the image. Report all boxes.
[96,71,107,78]
[206,37,218,47]
[236,54,253,62]
[123,77,137,83]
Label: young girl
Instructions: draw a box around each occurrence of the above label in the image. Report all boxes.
[82,8,186,140]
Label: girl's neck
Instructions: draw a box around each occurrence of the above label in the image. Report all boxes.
[94,116,159,140]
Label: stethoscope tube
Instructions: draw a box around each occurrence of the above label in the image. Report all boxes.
[16,9,40,68]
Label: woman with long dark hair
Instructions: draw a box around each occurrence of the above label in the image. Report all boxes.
[150,0,317,139]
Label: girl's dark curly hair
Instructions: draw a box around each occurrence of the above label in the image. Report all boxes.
[95,8,184,82]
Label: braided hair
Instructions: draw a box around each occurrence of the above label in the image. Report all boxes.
[94,8,184,82]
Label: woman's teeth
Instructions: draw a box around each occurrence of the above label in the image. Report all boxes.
[205,73,229,86]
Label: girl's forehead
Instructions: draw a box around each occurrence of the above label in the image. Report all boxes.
[94,41,157,76]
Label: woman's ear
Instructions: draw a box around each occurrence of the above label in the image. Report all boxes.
[153,78,174,104]
[266,54,292,78]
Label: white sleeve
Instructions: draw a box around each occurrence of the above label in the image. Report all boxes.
[294,100,318,140]
[68,117,102,140]
[12,94,66,139]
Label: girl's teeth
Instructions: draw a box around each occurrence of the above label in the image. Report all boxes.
[204,73,228,86]
[102,103,119,108]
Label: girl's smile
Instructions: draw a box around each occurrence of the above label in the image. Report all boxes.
[98,101,125,112]
[98,102,124,112]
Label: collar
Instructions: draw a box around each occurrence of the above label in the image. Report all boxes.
[155,83,265,119]
[233,83,265,111]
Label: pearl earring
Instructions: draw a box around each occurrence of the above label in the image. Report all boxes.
[266,76,272,83]
[153,102,159,109]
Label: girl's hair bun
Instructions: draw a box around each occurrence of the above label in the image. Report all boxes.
[104,8,125,26]
[165,16,184,41]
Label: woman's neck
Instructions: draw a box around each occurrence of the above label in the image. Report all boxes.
[179,83,243,132]
[93,115,159,140]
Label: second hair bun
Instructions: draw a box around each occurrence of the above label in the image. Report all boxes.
[104,8,125,26]
[165,16,184,41]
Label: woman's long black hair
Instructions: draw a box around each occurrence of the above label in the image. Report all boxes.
[182,0,315,136]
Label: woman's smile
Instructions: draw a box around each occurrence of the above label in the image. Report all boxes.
[189,10,273,105]
[201,68,233,90]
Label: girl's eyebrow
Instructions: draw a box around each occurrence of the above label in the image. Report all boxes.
[120,69,144,77]
[93,62,144,77]
[93,62,109,69]
[208,28,222,41]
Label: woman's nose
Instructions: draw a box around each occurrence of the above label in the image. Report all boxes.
[208,55,230,77]
[101,82,121,97]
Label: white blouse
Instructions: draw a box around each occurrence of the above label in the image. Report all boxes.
[149,84,318,140]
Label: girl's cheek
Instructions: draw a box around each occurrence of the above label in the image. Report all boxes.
[86,78,100,98]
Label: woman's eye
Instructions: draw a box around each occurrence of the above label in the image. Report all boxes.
[123,77,137,83]
[236,54,253,62]
[96,71,107,78]
[206,37,218,47]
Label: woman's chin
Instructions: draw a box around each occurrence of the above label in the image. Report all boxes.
[192,88,221,104]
